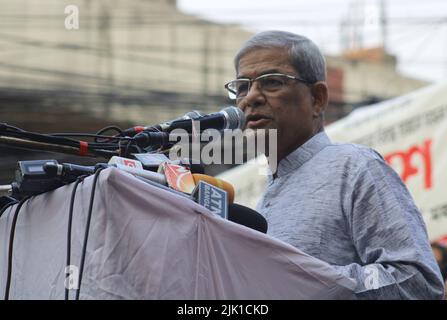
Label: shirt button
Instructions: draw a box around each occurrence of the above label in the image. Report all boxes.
[265,202,271,208]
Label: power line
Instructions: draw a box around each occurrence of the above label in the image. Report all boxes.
[0,14,446,28]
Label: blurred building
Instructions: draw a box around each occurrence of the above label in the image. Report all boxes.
[0,0,251,182]
[0,0,429,182]
[0,0,251,125]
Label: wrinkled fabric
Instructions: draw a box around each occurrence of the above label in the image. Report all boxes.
[0,168,355,299]
[257,131,445,299]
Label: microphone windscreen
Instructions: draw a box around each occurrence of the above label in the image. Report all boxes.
[192,174,235,203]
[183,110,206,120]
[222,106,245,130]
[228,203,268,233]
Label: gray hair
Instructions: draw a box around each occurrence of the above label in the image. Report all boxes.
[234,30,326,83]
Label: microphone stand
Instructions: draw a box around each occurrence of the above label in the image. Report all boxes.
[0,135,111,158]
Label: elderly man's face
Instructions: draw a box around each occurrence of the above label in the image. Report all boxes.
[236,47,327,162]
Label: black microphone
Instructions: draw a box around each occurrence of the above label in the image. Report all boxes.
[133,106,245,148]
[155,106,245,133]
[228,203,268,234]
[43,162,96,183]
[179,159,205,174]
[158,110,206,131]
[121,110,206,137]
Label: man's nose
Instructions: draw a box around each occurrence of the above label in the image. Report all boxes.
[238,82,265,111]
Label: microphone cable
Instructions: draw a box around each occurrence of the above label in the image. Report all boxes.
[64,176,86,301]
[3,196,31,300]
[0,197,18,219]
[94,126,124,143]
[75,168,104,300]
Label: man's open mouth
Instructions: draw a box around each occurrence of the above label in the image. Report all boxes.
[246,114,272,129]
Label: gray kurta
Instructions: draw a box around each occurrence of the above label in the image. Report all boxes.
[257,131,445,299]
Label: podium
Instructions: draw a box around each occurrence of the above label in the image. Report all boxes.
[0,168,356,299]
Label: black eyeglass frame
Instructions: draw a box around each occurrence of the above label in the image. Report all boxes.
[224,72,313,100]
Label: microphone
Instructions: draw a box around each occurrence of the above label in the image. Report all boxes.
[42,160,167,186]
[42,157,233,197]
[9,160,267,233]
[121,110,206,137]
[228,203,268,234]
[158,110,206,131]
[12,160,66,199]
[133,106,245,148]
[159,162,196,194]
[189,176,234,221]
[43,162,96,182]
[192,180,228,219]
[43,160,193,199]
[191,174,235,203]
[144,106,245,134]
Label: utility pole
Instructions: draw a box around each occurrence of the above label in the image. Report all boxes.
[354,0,365,49]
[345,0,365,50]
[445,25,447,79]
[202,26,210,96]
[379,0,388,52]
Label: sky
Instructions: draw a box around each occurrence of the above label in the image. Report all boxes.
[178,0,447,83]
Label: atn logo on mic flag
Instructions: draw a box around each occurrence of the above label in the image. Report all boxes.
[161,163,196,194]
[192,180,228,220]
[108,156,143,169]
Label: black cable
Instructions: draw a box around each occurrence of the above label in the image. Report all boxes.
[0,197,18,218]
[0,123,25,132]
[2,128,85,148]
[134,143,144,154]
[53,147,119,158]
[96,125,124,136]
[95,126,124,143]
[1,124,129,155]
[78,148,119,158]
[2,125,124,151]
[3,130,121,149]
[64,177,85,301]
[75,168,104,300]
[118,139,133,158]
[4,196,31,300]
[1,123,140,157]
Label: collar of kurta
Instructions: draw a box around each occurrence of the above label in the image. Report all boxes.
[268,131,332,182]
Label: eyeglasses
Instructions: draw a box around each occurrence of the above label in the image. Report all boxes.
[224,73,312,100]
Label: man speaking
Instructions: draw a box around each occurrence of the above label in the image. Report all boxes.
[224,30,445,299]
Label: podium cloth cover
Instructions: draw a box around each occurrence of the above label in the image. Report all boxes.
[0,168,356,299]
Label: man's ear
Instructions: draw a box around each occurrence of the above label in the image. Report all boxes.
[310,81,329,118]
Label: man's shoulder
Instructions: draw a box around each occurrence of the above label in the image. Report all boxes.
[322,141,385,166]
[317,141,393,186]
